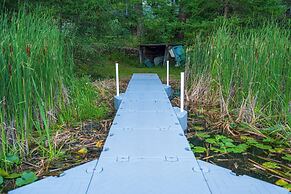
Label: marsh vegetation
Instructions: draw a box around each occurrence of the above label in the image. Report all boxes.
[1,1,290,192]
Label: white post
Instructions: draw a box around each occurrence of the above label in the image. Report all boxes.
[116,63,119,96]
[166,60,170,86]
[180,72,184,112]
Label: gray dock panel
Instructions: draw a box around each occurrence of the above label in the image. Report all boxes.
[87,158,211,194]
[100,130,193,158]
[9,160,97,194]
[197,160,289,194]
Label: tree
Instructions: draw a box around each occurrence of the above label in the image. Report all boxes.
[2,0,287,44]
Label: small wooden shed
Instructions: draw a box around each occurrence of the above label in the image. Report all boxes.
[139,43,180,66]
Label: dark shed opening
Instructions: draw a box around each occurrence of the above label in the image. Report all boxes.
[139,43,180,67]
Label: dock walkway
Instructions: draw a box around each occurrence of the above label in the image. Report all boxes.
[10,74,289,194]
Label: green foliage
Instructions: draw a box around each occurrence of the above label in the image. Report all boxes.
[195,132,210,139]
[241,136,274,150]
[275,179,291,191]
[204,135,249,153]
[191,145,207,153]
[269,148,284,153]
[61,77,108,122]
[0,169,9,177]
[5,173,21,179]
[0,167,20,179]
[0,176,3,185]
[3,0,288,44]
[282,154,291,161]
[0,1,289,190]
[141,0,287,42]
[227,144,249,153]
[5,154,20,166]
[187,23,291,141]
[15,172,37,187]
[262,161,280,169]
[76,51,182,80]
[253,143,273,150]
[0,8,74,166]
[193,125,205,131]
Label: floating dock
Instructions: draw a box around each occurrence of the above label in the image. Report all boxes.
[10,74,289,194]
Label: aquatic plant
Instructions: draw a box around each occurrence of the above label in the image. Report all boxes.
[0,9,72,164]
[187,23,291,142]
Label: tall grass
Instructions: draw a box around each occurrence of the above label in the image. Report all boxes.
[0,9,72,163]
[187,23,290,131]
[60,77,108,123]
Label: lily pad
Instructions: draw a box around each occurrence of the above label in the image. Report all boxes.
[193,126,205,131]
[276,179,288,186]
[282,154,291,162]
[283,184,291,191]
[210,147,227,153]
[221,137,234,143]
[214,135,228,140]
[269,148,284,153]
[262,162,280,169]
[227,144,248,153]
[275,179,291,191]
[241,136,258,144]
[223,141,236,148]
[16,171,37,187]
[193,146,207,153]
[254,143,272,150]
[6,154,20,165]
[195,132,210,139]
[0,176,3,185]
[205,138,217,144]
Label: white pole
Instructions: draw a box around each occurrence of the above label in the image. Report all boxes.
[180,72,184,112]
[116,63,119,96]
[166,60,169,86]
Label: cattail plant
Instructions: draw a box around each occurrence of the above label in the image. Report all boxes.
[0,9,73,165]
[187,23,290,139]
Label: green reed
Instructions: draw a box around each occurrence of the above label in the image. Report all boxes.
[0,9,72,163]
[187,23,291,127]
